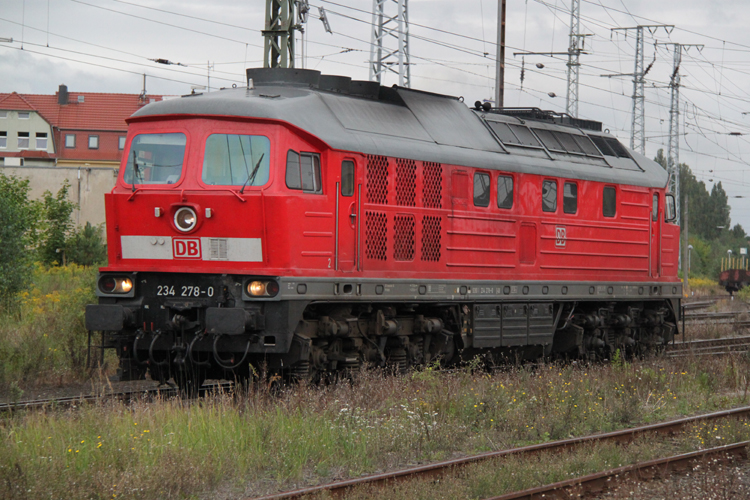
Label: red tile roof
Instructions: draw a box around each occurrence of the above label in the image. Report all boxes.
[0,150,55,159]
[2,91,164,131]
[0,92,36,111]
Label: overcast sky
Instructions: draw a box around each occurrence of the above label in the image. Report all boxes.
[2,0,750,235]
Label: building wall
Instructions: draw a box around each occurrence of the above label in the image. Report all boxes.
[0,110,55,166]
[0,164,118,227]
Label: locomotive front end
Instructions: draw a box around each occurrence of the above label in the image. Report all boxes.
[85,108,306,389]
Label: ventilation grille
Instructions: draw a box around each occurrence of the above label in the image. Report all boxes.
[366,155,389,205]
[421,215,442,262]
[394,214,415,261]
[422,162,443,209]
[395,158,417,207]
[365,211,388,261]
[209,239,228,260]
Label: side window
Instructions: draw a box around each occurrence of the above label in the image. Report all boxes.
[603,186,616,217]
[563,182,577,214]
[542,179,557,213]
[286,150,322,193]
[65,134,76,148]
[473,172,490,207]
[341,160,354,196]
[497,175,513,209]
[652,193,659,221]
[286,151,301,189]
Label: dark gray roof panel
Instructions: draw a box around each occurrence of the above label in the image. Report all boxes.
[396,89,506,153]
[131,84,668,189]
[319,92,432,141]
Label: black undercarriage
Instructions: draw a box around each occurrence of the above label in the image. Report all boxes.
[87,273,679,393]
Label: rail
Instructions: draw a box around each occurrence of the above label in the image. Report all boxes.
[250,405,750,500]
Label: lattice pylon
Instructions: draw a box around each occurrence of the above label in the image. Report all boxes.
[369,0,411,87]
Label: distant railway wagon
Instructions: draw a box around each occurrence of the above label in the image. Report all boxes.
[719,268,750,294]
[85,68,682,391]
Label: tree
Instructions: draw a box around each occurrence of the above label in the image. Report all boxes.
[39,180,77,266]
[0,174,40,303]
[66,222,107,267]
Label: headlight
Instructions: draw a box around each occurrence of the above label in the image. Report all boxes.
[99,276,134,294]
[174,207,197,232]
[247,280,279,297]
[248,281,265,296]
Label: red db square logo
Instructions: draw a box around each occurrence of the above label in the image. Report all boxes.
[173,238,202,259]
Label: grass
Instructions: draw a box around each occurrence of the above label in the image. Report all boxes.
[2,353,750,499]
[0,264,102,392]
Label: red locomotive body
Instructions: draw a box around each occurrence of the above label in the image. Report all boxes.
[86,68,681,389]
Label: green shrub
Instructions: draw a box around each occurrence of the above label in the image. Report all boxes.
[66,222,107,267]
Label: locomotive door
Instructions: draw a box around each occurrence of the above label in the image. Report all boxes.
[650,192,660,277]
[336,159,359,271]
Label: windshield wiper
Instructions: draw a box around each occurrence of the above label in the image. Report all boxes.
[240,153,265,194]
[131,150,140,192]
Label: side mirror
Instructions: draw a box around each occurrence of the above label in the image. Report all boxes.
[665,194,677,222]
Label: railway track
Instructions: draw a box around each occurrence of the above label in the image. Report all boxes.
[666,335,750,357]
[0,381,233,413]
[683,296,732,311]
[487,441,749,499]
[684,310,748,321]
[251,405,750,500]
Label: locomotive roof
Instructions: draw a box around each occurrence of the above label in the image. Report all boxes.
[131,68,668,189]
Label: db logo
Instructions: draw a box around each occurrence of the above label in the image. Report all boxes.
[555,226,567,248]
[173,238,202,259]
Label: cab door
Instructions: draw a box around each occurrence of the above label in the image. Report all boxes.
[650,192,660,277]
[337,159,359,271]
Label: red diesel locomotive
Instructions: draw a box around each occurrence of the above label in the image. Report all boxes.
[85,68,682,389]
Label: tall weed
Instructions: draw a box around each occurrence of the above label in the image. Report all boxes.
[0,264,96,389]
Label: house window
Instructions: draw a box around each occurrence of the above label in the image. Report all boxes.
[0,132,6,149]
[286,150,322,193]
[119,136,126,150]
[473,172,490,207]
[603,187,617,217]
[17,132,30,149]
[0,111,7,119]
[542,179,557,213]
[18,112,30,119]
[35,132,48,150]
[497,175,513,209]
[65,134,76,148]
[563,182,577,214]
[88,135,99,149]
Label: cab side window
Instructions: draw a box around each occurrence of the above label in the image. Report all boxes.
[341,161,354,196]
[497,175,513,209]
[603,186,616,217]
[542,180,557,212]
[286,150,322,193]
[474,172,490,207]
[563,182,577,214]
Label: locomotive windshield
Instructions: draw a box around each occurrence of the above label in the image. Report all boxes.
[202,134,271,187]
[123,133,187,186]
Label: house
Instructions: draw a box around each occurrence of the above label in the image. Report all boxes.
[0,86,164,225]
[0,85,163,168]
